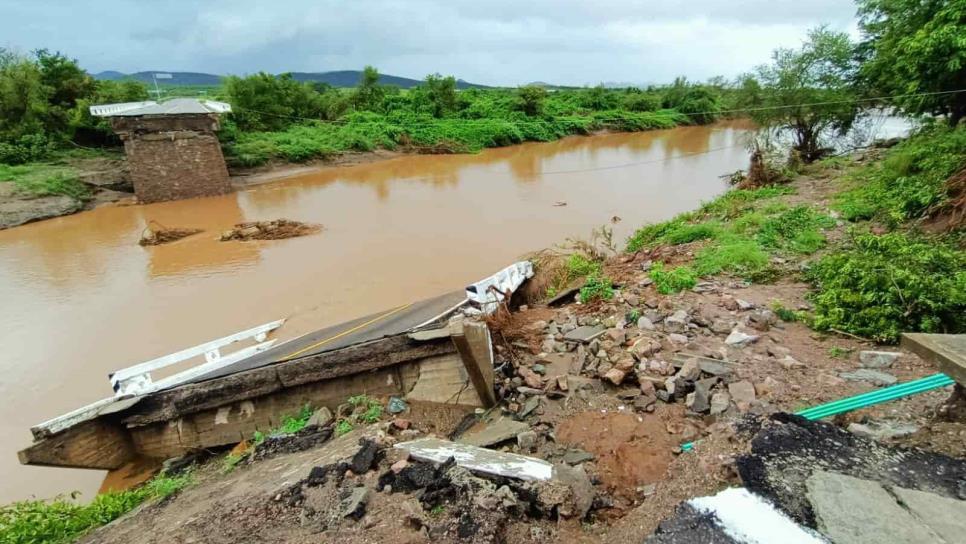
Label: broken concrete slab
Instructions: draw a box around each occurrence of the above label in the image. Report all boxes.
[458,418,530,448]
[396,437,553,481]
[725,329,759,347]
[728,381,756,407]
[806,471,943,544]
[563,325,606,343]
[859,350,901,369]
[840,369,898,386]
[891,485,966,543]
[847,420,919,442]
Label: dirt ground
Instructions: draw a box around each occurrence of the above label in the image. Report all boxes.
[82,156,965,543]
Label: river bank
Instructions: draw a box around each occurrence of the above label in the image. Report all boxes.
[8,126,962,543]
[5,123,963,543]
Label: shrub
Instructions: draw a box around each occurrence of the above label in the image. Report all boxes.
[806,231,966,343]
[579,274,614,302]
[650,263,698,294]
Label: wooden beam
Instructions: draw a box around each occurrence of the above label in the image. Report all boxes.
[19,419,135,470]
[451,321,497,407]
[902,333,966,386]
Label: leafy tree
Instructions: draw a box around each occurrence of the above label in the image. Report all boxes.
[71,79,149,144]
[516,85,547,116]
[661,76,721,123]
[351,65,385,112]
[752,27,859,162]
[423,73,458,118]
[0,54,48,142]
[225,72,323,131]
[857,0,966,126]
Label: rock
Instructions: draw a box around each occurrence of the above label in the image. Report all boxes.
[641,260,653,271]
[532,363,546,375]
[561,449,595,465]
[526,320,548,332]
[350,439,380,474]
[387,397,408,414]
[341,486,370,520]
[736,299,754,311]
[806,472,944,544]
[390,459,409,474]
[847,421,920,442]
[392,419,411,431]
[676,359,702,381]
[859,350,901,369]
[686,378,716,413]
[710,319,733,335]
[630,337,662,359]
[625,293,640,307]
[727,381,756,411]
[637,317,655,331]
[697,360,733,377]
[541,338,556,353]
[516,386,545,395]
[614,357,636,372]
[725,329,760,347]
[546,464,595,519]
[640,379,656,396]
[840,369,898,386]
[767,345,791,357]
[518,367,544,389]
[520,396,541,417]
[668,333,689,345]
[891,486,966,543]
[664,310,690,333]
[0,189,83,230]
[720,295,739,311]
[710,391,731,415]
[603,368,628,385]
[564,325,606,343]
[748,309,778,331]
[778,355,805,370]
[606,328,626,344]
[756,376,781,397]
[307,406,334,427]
[656,390,671,403]
[460,418,530,447]
[516,430,539,452]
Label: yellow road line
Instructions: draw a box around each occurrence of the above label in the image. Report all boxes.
[280,303,414,361]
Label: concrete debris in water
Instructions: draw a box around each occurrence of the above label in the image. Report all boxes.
[219,218,321,241]
[139,226,203,246]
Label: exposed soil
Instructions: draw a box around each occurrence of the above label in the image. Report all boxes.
[228,149,405,188]
[219,219,322,241]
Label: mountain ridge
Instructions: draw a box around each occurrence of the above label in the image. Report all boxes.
[93,70,491,89]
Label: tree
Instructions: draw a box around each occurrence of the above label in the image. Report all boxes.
[857,0,966,126]
[0,54,48,142]
[753,27,859,162]
[516,85,547,116]
[33,50,94,136]
[423,73,458,117]
[225,73,324,131]
[352,65,385,112]
[71,79,149,144]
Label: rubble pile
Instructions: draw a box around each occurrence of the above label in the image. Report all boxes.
[219,218,321,241]
[138,226,203,246]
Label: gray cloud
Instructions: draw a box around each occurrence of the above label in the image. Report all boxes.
[0,0,858,86]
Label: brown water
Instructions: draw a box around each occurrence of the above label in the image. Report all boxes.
[0,121,754,503]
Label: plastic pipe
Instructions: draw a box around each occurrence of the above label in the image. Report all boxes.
[679,373,954,453]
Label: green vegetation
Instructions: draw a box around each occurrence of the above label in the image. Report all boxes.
[650,263,698,294]
[770,301,803,322]
[0,472,192,544]
[828,346,853,358]
[578,274,614,303]
[276,405,315,435]
[0,163,89,199]
[349,395,384,424]
[335,419,354,437]
[857,0,966,126]
[806,230,965,342]
[834,124,966,225]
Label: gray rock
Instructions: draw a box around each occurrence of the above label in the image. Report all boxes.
[778,355,806,370]
[727,380,756,408]
[840,369,898,386]
[460,418,530,447]
[541,337,556,353]
[736,299,754,311]
[637,316,656,331]
[561,449,595,465]
[668,333,689,345]
[307,406,334,427]
[725,329,760,347]
[563,325,606,343]
[516,430,539,452]
[891,485,966,543]
[697,360,733,377]
[859,350,901,369]
[748,309,778,331]
[686,378,716,413]
[806,472,943,544]
[709,391,731,415]
[341,486,370,520]
[847,421,919,442]
[710,319,733,335]
[664,310,690,333]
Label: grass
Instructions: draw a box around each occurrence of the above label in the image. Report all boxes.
[828,346,853,358]
[579,274,614,302]
[0,163,90,200]
[650,263,698,294]
[0,472,192,544]
[335,420,354,437]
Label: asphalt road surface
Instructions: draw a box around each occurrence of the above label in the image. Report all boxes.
[184,290,467,385]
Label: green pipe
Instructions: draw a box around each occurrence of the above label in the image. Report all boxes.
[680,373,954,453]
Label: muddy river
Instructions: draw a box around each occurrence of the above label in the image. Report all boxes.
[0,119,861,502]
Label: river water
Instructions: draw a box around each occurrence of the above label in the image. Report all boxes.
[0,120,762,502]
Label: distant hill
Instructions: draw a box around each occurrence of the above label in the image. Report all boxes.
[93,70,490,89]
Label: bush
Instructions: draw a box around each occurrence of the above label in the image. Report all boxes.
[579,274,614,302]
[806,231,966,343]
[650,263,698,294]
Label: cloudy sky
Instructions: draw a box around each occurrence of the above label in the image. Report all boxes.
[1,0,859,86]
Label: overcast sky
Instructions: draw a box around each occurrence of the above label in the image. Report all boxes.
[1,0,859,86]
